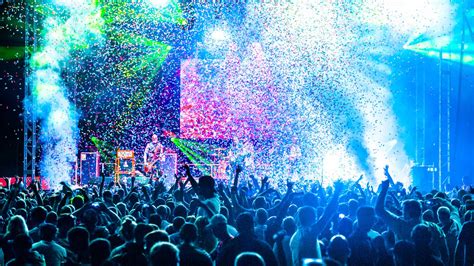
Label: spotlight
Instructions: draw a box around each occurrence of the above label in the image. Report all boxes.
[149,0,169,8]
[210,28,228,41]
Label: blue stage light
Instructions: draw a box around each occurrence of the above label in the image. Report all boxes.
[210,28,228,42]
[149,0,169,8]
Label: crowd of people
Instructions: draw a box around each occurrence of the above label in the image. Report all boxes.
[0,164,473,266]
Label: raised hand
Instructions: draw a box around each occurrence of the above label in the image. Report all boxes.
[178,180,184,190]
[286,179,294,191]
[383,165,389,176]
[236,164,243,175]
[184,164,191,175]
[381,179,390,191]
[17,176,23,186]
[231,185,238,194]
[5,177,10,189]
[218,182,225,193]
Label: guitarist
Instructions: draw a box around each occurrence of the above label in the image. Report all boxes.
[144,134,165,179]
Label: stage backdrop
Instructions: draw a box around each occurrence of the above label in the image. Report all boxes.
[180,55,282,140]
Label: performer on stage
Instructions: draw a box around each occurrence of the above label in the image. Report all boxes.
[144,134,164,179]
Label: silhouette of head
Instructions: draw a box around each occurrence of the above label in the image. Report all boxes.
[234,252,265,266]
[402,200,422,220]
[297,206,316,227]
[90,238,111,265]
[12,234,33,257]
[393,240,415,266]
[327,235,351,264]
[179,223,198,244]
[150,242,179,266]
[39,223,57,242]
[411,224,432,247]
[356,206,376,233]
[236,212,254,235]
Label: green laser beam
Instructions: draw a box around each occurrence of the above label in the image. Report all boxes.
[172,138,210,174]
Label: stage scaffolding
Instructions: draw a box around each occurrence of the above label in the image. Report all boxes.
[23,0,39,181]
[415,2,473,191]
[438,47,452,191]
[413,32,455,192]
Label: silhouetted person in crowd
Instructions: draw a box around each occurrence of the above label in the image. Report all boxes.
[393,240,415,266]
[455,211,474,266]
[110,218,136,257]
[28,206,47,243]
[89,238,111,266]
[185,165,220,218]
[149,242,180,266]
[1,215,29,263]
[411,224,443,266]
[217,212,277,266]
[57,214,75,245]
[145,230,169,255]
[32,223,67,266]
[65,226,90,265]
[376,180,449,265]
[290,182,342,266]
[372,235,394,266]
[273,216,296,266]
[111,221,148,265]
[437,205,461,266]
[326,235,351,266]
[347,206,376,266]
[254,208,268,241]
[177,222,212,266]
[208,214,233,260]
[7,234,45,266]
[234,251,266,266]
[169,216,185,244]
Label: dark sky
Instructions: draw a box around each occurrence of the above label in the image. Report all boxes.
[0,1,26,176]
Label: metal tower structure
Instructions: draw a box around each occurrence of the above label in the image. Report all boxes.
[436,0,474,191]
[438,48,452,191]
[23,0,38,181]
[415,59,426,166]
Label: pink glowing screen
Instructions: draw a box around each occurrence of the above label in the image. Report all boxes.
[180,46,282,139]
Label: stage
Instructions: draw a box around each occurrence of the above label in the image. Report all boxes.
[0,0,473,190]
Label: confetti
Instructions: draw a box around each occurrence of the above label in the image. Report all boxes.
[0,0,457,186]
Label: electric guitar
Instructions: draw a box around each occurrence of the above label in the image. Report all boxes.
[144,145,165,174]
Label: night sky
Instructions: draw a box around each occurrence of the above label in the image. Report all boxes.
[0,1,25,176]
